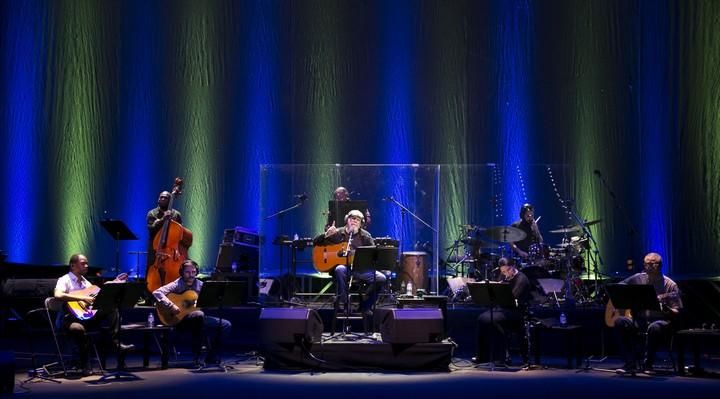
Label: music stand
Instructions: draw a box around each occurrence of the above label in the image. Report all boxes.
[605,284,661,312]
[467,281,517,371]
[194,281,247,372]
[100,219,138,276]
[92,282,145,382]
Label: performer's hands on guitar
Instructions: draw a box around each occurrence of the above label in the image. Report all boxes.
[168,304,181,315]
[325,221,337,237]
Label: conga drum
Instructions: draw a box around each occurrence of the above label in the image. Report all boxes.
[400,251,428,294]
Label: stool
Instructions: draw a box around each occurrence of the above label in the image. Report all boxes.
[675,328,720,376]
[532,324,583,369]
[331,280,371,335]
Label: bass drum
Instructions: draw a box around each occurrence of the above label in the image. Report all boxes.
[400,251,428,294]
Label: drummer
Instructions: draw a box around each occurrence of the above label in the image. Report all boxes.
[510,203,544,259]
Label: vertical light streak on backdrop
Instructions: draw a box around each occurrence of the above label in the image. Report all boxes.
[293,2,343,232]
[379,0,415,243]
[239,0,280,229]
[0,0,46,261]
[568,1,605,274]
[176,1,220,268]
[50,1,106,257]
[679,1,720,274]
[119,0,161,274]
[637,3,675,272]
[493,0,532,225]
[425,1,469,251]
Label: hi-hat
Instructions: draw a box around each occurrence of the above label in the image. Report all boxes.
[483,226,527,243]
[549,226,582,234]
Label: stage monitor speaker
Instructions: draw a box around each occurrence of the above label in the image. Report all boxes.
[259,308,323,345]
[379,308,444,344]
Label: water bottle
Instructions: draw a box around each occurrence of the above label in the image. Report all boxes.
[147,312,155,327]
[559,312,567,326]
[231,261,238,273]
[406,281,413,296]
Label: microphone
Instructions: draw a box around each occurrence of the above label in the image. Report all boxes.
[293,193,309,201]
[593,169,601,177]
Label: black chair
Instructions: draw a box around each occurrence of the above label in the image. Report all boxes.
[43,297,104,376]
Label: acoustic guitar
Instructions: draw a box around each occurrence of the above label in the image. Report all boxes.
[66,286,101,320]
[155,290,199,326]
[64,273,129,320]
[311,242,353,272]
[604,291,678,327]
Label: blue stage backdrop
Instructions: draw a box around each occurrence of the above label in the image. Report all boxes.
[1,0,719,279]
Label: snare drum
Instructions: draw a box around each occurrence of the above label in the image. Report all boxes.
[400,251,428,294]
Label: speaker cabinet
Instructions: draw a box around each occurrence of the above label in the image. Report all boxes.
[379,308,444,344]
[215,243,259,272]
[259,308,323,345]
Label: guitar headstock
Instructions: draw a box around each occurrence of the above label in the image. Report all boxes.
[171,177,184,196]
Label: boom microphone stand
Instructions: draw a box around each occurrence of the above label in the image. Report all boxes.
[383,196,439,292]
[265,195,308,300]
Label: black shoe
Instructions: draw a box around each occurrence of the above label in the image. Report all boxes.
[118,343,135,352]
[615,363,637,375]
[81,368,94,377]
[642,363,656,375]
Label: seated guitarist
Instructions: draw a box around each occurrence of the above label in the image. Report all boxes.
[152,259,231,366]
[53,253,134,376]
[313,209,385,315]
[613,252,683,375]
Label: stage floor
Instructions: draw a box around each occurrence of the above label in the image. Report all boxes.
[9,353,720,398]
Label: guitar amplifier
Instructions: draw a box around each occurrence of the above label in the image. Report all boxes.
[222,226,260,247]
[215,243,259,272]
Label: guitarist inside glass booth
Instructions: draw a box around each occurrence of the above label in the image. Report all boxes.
[152,259,231,367]
[609,252,683,375]
[313,209,385,316]
[53,253,134,376]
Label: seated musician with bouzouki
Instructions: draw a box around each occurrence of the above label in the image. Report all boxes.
[152,259,231,367]
[312,209,385,316]
[53,253,134,376]
[608,252,683,375]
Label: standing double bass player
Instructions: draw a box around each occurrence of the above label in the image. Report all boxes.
[146,178,193,293]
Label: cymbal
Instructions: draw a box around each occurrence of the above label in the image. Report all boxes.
[483,226,527,243]
[549,219,602,234]
[548,226,582,234]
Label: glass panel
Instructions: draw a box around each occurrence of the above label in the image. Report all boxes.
[259,163,574,298]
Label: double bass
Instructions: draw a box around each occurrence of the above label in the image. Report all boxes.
[146,178,193,292]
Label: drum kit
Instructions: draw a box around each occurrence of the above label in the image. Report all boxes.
[445,219,602,304]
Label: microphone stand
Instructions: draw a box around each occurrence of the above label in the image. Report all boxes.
[594,171,638,272]
[563,199,604,303]
[384,196,439,293]
[265,197,308,300]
